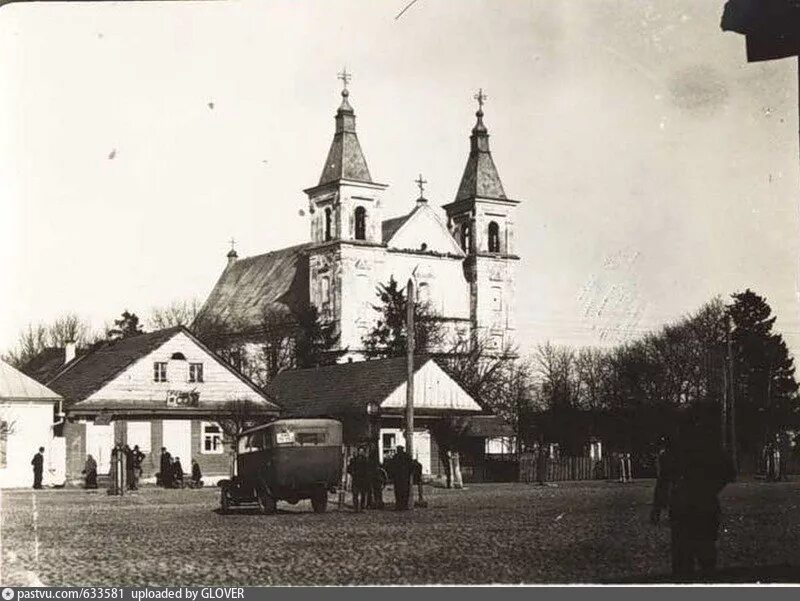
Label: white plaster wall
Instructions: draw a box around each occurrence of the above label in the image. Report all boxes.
[0,401,56,488]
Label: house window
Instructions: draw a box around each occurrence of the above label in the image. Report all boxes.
[153,362,167,382]
[189,362,204,383]
[488,221,501,253]
[324,208,332,241]
[460,221,472,252]
[0,420,8,469]
[354,206,367,240]
[202,422,224,454]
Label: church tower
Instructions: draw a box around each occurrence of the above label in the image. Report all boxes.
[303,72,388,353]
[443,90,520,353]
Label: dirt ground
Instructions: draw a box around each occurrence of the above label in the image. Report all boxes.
[1,479,799,585]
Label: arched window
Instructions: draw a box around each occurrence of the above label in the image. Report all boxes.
[460,222,472,252]
[488,221,500,253]
[354,206,367,240]
[324,208,332,241]
[170,352,186,361]
[417,282,431,305]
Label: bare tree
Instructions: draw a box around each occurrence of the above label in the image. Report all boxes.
[3,314,93,368]
[216,398,276,453]
[148,299,202,330]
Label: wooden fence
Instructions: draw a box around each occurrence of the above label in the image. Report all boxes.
[518,454,625,483]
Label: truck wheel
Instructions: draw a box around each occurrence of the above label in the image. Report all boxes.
[311,489,328,513]
[220,488,230,514]
[258,491,277,514]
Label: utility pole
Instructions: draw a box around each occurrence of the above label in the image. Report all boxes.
[726,313,738,471]
[405,278,415,510]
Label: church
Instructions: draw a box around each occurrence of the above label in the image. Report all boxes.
[197,75,521,360]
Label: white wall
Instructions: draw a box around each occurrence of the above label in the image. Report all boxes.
[0,401,56,489]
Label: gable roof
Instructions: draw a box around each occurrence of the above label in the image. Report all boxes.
[0,359,62,402]
[47,327,184,402]
[382,213,413,244]
[194,243,311,334]
[268,355,430,417]
[384,203,465,256]
[20,347,90,385]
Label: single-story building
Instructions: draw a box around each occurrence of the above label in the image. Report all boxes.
[0,359,63,488]
[46,326,279,485]
[267,354,487,479]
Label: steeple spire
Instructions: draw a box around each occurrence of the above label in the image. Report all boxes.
[318,69,373,186]
[454,88,506,201]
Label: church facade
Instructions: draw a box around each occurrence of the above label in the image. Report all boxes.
[197,80,521,359]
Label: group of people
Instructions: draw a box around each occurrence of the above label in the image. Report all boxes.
[158,447,203,489]
[347,444,422,512]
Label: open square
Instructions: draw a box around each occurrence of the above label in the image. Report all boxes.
[2,480,799,586]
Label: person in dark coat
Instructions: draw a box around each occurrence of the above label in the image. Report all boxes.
[366,447,386,509]
[190,459,203,488]
[31,447,45,489]
[347,446,370,512]
[172,457,185,488]
[386,445,414,511]
[124,445,136,490]
[159,447,172,487]
[650,413,735,580]
[82,454,98,489]
[132,445,145,486]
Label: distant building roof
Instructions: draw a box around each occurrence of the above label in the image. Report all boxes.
[48,327,185,402]
[0,359,62,402]
[461,415,514,438]
[268,355,483,418]
[194,243,312,335]
[20,347,87,385]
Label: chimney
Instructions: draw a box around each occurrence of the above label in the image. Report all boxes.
[65,341,76,364]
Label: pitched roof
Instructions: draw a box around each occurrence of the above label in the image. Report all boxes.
[318,90,373,186]
[194,243,311,334]
[0,359,62,402]
[48,327,184,402]
[268,356,430,418]
[20,347,89,385]
[461,415,514,438]
[454,109,508,202]
[381,211,415,243]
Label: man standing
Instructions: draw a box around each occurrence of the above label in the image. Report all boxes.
[131,445,145,489]
[386,445,413,511]
[31,447,45,489]
[366,447,385,509]
[650,412,735,580]
[347,446,369,512]
[159,447,172,488]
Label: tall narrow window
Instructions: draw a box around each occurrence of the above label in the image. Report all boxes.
[324,208,332,241]
[153,362,167,382]
[488,221,500,253]
[189,362,204,383]
[354,206,367,240]
[460,222,472,252]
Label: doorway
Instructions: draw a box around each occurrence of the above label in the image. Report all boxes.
[162,420,192,467]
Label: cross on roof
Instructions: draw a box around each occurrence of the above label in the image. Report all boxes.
[474,88,487,109]
[229,237,236,252]
[338,67,352,90]
[415,174,427,197]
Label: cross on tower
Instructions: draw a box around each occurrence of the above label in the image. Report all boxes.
[229,237,236,252]
[474,87,487,109]
[338,67,352,90]
[415,174,427,198]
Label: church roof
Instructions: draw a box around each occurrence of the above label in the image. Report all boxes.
[317,89,373,186]
[267,355,431,417]
[381,212,415,243]
[454,106,508,202]
[0,359,62,402]
[194,243,312,334]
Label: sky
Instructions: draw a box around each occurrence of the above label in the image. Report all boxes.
[0,0,798,358]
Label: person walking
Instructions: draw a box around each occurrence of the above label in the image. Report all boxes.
[347,446,369,512]
[190,459,203,488]
[82,454,98,489]
[386,445,414,511]
[31,447,45,489]
[650,411,735,580]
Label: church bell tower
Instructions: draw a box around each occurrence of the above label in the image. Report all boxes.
[443,89,520,352]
